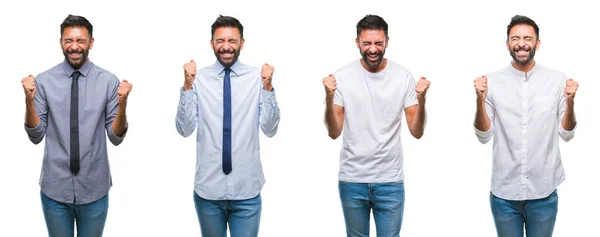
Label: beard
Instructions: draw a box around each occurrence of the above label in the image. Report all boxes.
[510,44,537,65]
[360,48,385,70]
[62,47,89,70]
[214,47,241,68]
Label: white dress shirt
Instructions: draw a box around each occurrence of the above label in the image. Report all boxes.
[176,60,280,200]
[475,63,575,200]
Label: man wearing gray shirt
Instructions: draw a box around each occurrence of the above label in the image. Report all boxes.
[474,15,579,237]
[21,15,131,237]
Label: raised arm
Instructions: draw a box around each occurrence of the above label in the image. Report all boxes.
[176,60,199,137]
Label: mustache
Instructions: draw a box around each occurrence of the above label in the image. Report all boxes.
[67,48,84,54]
[514,46,530,51]
[218,48,236,54]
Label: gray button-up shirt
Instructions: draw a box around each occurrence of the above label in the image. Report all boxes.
[25,59,126,204]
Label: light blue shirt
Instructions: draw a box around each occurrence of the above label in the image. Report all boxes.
[176,60,280,200]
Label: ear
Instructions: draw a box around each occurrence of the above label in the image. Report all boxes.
[506,40,510,51]
[210,39,214,51]
[59,38,63,49]
[385,36,389,48]
[240,38,245,50]
[355,37,360,49]
[89,37,94,50]
[535,39,541,50]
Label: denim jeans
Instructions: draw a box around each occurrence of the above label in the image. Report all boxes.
[490,190,558,237]
[194,192,262,237]
[338,181,405,237]
[41,191,109,237]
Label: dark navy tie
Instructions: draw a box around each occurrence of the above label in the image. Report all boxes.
[222,68,232,174]
[70,71,81,175]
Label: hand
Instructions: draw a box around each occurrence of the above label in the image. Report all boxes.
[261,63,274,91]
[322,74,337,97]
[564,78,578,101]
[416,76,431,100]
[117,79,133,104]
[474,75,488,100]
[183,60,196,90]
[22,74,36,101]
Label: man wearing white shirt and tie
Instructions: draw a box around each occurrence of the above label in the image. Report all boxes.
[474,15,579,237]
[176,15,280,237]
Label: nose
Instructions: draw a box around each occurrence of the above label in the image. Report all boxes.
[368,45,378,53]
[69,42,80,51]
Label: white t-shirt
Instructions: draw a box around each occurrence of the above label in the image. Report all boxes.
[334,59,418,183]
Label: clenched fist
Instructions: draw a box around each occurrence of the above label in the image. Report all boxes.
[322,74,337,96]
[183,60,196,91]
[261,63,274,91]
[22,74,36,101]
[117,80,133,104]
[416,76,431,100]
[474,75,488,99]
[564,78,578,101]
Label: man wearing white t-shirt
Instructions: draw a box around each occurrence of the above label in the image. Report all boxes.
[322,14,430,237]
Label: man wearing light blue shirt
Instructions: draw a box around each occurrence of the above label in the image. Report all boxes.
[175,15,280,237]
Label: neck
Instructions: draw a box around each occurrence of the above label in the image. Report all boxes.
[511,59,535,74]
[360,58,387,73]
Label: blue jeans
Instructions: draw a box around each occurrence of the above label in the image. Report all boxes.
[41,191,109,237]
[194,192,262,237]
[490,190,558,237]
[338,181,405,237]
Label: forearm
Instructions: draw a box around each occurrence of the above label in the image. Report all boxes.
[176,88,198,137]
[561,100,576,131]
[25,99,40,128]
[409,99,426,139]
[259,89,279,137]
[324,96,342,139]
[111,101,128,137]
[474,98,491,131]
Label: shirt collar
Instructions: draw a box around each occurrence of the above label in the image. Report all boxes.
[62,59,93,78]
[509,61,538,79]
[215,59,242,76]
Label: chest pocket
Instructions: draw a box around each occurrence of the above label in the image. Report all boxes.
[533,96,557,123]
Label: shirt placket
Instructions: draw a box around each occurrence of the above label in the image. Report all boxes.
[519,76,529,199]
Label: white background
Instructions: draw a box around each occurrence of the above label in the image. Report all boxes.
[0,0,598,236]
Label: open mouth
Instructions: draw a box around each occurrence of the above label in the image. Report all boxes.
[220,51,235,60]
[69,52,82,61]
[515,49,529,57]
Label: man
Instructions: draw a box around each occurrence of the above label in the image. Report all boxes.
[176,15,280,237]
[474,15,578,237]
[22,15,132,237]
[323,14,430,236]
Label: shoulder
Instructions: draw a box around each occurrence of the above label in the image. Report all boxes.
[386,60,412,79]
[333,59,361,80]
[35,62,64,84]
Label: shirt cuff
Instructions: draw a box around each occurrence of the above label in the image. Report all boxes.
[262,88,276,103]
[558,122,576,141]
[24,123,43,134]
[474,125,492,139]
[108,124,127,144]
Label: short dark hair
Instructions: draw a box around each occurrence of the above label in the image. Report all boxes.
[60,14,93,38]
[356,14,388,38]
[211,15,244,39]
[507,15,539,40]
